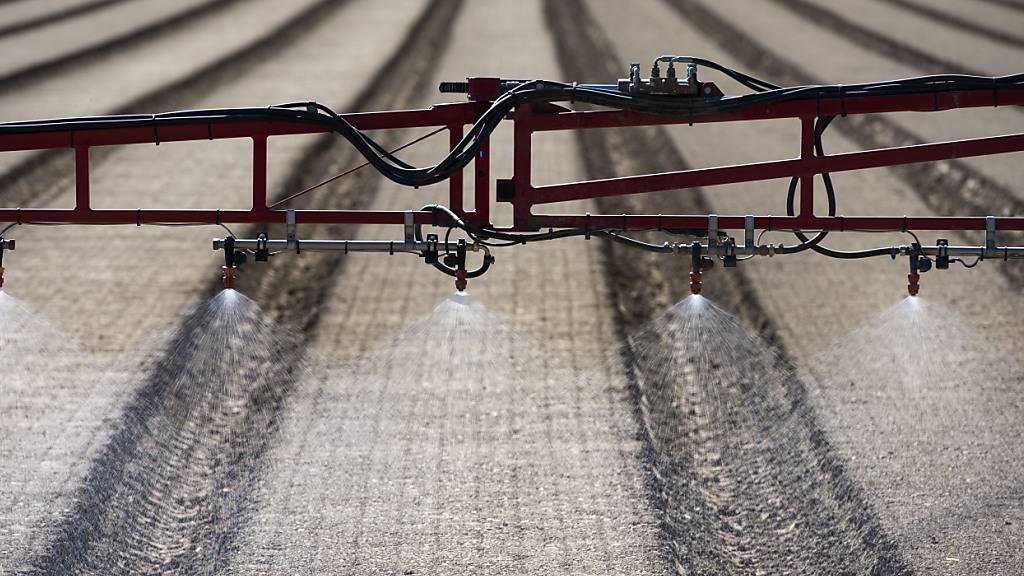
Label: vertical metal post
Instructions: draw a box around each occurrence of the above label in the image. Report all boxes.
[74,146,90,211]
[511,107,534,228]
[252,135,268,213]
[448,124,464,216]
[474,139,490,225]
[799,116,816,219]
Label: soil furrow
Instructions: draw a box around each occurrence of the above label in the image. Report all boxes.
[664,0,1024,287]
[972,0,1024,14]
[23,0,463,573]
[545,0,909,573]
[0,0,346,213]
[767,0,987,77]
[883,0,1024,50]
[0,0,132,39]
[0,0,242,92]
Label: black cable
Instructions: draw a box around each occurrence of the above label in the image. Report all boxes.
[782,116,897,259]
[2,66,1020,190]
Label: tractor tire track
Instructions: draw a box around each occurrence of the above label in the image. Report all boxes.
[0,0,346,215]
[545,0,909,573]
[664,0,1024,287]
[0,0,243,92]
[883,0,1024,50]
[0,0,133,39]
[24,0,463,573]
[766,0,989,77]
[972,0,1024,15]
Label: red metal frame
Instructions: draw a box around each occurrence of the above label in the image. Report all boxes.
[1,81,1022,233]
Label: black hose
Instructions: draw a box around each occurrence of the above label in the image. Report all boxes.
[2,65,1021,190]
[782,116,899,258]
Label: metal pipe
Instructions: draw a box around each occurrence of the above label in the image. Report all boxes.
[213,238,481,253]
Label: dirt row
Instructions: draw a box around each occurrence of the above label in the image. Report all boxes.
[1,0,1022,573]
[4,0,665,573]
[547,1,909,573]
[1,0,435,571]
[591,0,1023,573]
[0,0,133,39]
[225,0,665,572]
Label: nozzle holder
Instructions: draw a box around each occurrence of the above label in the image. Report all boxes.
[222,236,238,290]
[907,246,928,296]
[455,238,468,292]
[690,242,704,295]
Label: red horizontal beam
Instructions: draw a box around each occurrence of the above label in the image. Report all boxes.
[1,208,1020,232]
[0,208,452,226]
[527,87,1024,132]
[529,214,1024,232]
[0,102,487,152]
[526,132,1024,204]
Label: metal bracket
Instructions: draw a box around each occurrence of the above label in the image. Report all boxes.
[286,209,298,253]
[985,215,997,258]
[744,214,755,255]
[404,211,415,243]
[707,214,719,250]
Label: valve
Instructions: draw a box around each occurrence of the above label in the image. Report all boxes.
[424,233,439,265]
[935,239,949,270]
[254,232,270,262]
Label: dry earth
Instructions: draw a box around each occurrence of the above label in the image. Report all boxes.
[0,0,1022,574]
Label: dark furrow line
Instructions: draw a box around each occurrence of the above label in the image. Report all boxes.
[664,0,1024,288]
[545,0,909,573]
[23,0,464,573]
[971,0,1024,14]
[0,0,345,214]
[0,0,241,92]
[883,0,1024,50]
[0,0,133,39]
[767,0,986,77]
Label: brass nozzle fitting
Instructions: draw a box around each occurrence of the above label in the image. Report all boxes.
[222,265,236,290]
[455,268,468,292]
[689,271,702,295]
[907,272,920,297]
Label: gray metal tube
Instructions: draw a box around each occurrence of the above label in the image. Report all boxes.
[213,238,479,253]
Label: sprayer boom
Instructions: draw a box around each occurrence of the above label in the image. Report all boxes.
[1,57,1022,294]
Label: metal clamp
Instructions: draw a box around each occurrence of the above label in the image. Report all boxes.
[985,215,997,258]
[286,209,298,253]
[744,215,755,254]
[707,214,719,251]
[404,211,415,243]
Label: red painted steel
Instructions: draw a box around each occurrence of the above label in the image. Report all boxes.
[0,82,1022,233]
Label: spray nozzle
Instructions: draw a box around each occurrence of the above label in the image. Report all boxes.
[455,238,468,292]
[689,242,713,295]
[222,236,243,290]
[907,243,930,296]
